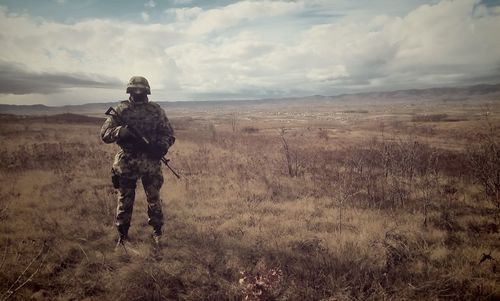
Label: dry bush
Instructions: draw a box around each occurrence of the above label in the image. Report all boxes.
[278,128,303,178]
[317,128,329,141]
[241,126,259,134]
[466,133,500,208]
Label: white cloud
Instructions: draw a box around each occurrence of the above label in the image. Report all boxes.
[289,0,500,90]
[0,8,182,100]
[174,7,202,22]
[144,0,156,8]
[0,0,499,105]
[307,66,349,82]
[173,0,193,5]
[141,11,150,22]
[169,0,500,94]
[184,1,304,35]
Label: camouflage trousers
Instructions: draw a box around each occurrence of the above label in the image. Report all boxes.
[112,151,164,234]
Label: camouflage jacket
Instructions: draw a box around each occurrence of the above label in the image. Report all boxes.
[100,99,175,156]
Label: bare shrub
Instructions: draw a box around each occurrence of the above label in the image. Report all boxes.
[382,230,430,278]
[206,122,217,142]
[313,136,444,209]
[278,128,302,177]
[384,230,413,271]
[431,210,463,233]
[231,112,238,133]
[318,128,329,141]
[241,126,259,134]
[466,133,500,207]
[417,152,440,227]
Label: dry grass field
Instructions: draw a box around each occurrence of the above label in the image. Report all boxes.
[0,98,500,300]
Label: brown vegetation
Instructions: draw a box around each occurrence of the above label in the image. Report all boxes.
[0,99,499,300]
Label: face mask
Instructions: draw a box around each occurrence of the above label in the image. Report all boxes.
[130,91,148,103]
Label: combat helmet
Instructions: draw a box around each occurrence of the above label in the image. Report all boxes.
[126,76,151,94]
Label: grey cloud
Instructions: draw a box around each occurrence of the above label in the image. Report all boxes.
[0,61,122,95]
[468,71,500,83]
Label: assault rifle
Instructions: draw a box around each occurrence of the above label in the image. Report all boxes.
[105,107,181,179]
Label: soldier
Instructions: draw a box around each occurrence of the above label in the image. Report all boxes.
[100,76,175,247]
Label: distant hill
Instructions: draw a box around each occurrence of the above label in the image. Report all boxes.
[0,103,114,116]
[1,83,499,116]
[0,113,105,124]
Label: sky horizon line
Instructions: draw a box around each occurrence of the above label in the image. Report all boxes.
[1,80,498,108]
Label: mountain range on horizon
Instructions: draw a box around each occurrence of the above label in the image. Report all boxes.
[1,83,499,116]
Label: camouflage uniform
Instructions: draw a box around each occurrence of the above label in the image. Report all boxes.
[100,98,175,237]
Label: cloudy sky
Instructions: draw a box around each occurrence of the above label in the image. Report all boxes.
[0,0,499,105]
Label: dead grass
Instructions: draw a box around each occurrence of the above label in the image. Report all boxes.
[0,100,500,300]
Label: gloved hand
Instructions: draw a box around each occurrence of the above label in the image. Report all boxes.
[148,144,167,160]
[118,126,133,141]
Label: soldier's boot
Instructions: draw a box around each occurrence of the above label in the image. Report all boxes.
[116,225,129,248]
[152,227,162,248]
